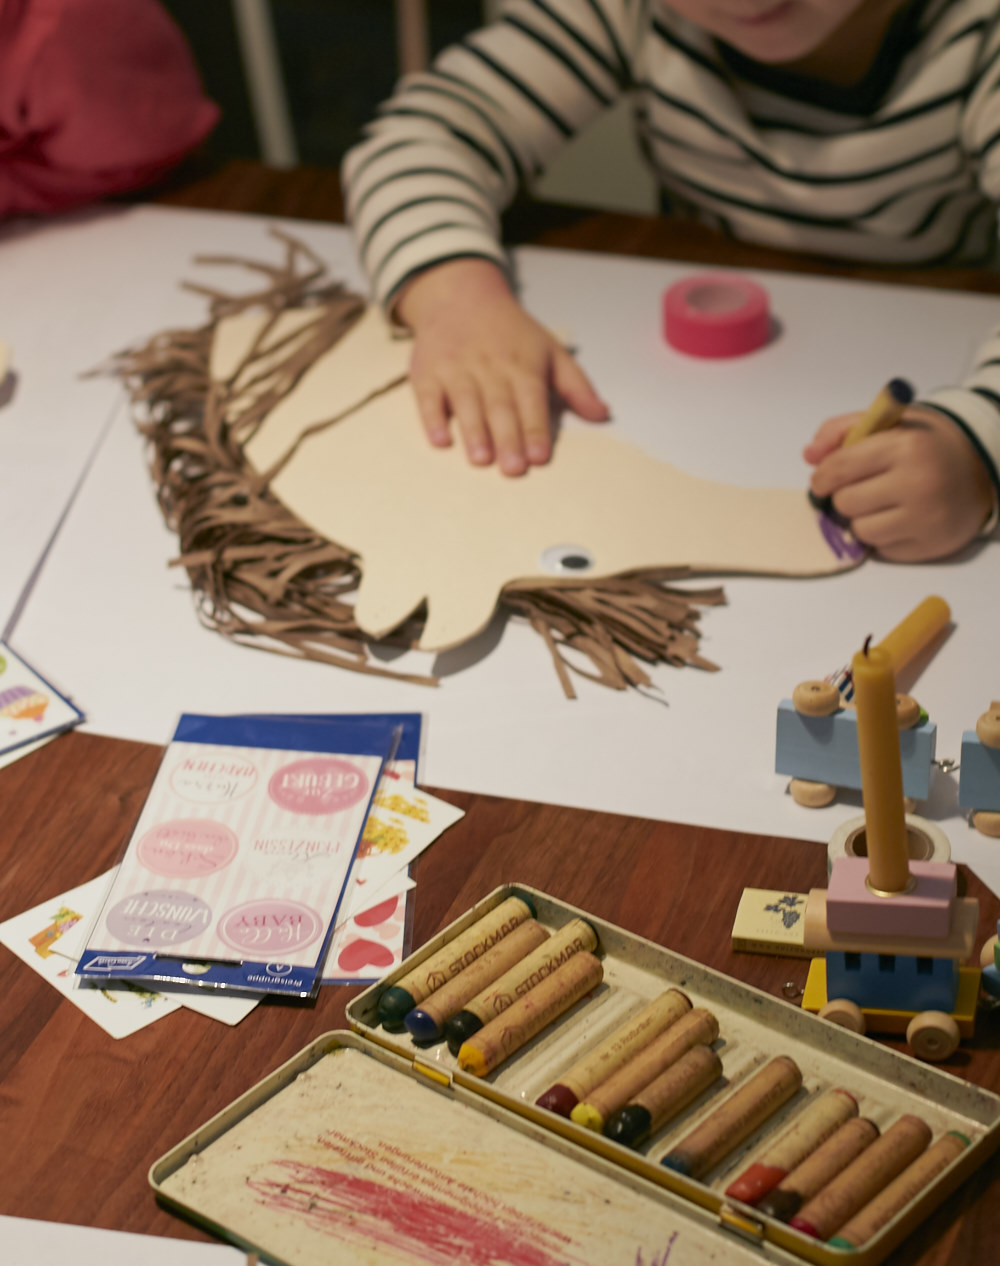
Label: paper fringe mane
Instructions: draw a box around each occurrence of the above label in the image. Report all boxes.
[107,230,724,697]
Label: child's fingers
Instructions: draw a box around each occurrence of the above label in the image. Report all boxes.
[447,376,494,466]
[512,374,552,465]
[808,429,894,500]
[412,381,453,448]
[551,346,609,422]
[802,412,860,465]
[482,391,528,476]
[828,465,898,527]
[849,505,918,560]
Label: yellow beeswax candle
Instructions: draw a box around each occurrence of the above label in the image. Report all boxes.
[852,640,911,895]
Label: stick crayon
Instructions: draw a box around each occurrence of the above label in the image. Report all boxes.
[823,594,950,704]
[570,1007,720,1133]
[456,950,604,1078]
[444,917,599,1055]
[789,1114,932,1240]
[403,918,550,1042]
[377,894,535,1030]
[758,1116,880,1222]
[725,1088,859,1206]
[661,1056,803,1180]
[827,1131,970,1250]
[809,378,913,518]
[603,1044,723,1147]
[536,988,692,1117]
[876,595,950,675]
[842,378,915,446]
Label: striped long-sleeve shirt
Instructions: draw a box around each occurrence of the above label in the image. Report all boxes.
[342,0,1000,503]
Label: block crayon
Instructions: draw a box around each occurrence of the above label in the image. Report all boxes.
[725,1088,859,1206]
[828,1131,969,1250]
[444,917,599,1055]
[789,1114,932,1240]
[571,1007,720,1133]
[457,950,604,1077]
[377,895,534,1030]
[404,919,550,1042]
[661,1055,803,1180]
[758,1116,880,1222]
[536,988,692,1117]
[603,1044,723,1147]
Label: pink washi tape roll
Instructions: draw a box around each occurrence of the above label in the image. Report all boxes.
[663,272,771,358]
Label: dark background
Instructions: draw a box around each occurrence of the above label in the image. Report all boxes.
[161,1,482,167]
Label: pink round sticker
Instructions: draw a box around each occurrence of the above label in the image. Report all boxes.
[137,818,239,878]
[268,757,370,815]
[217,899,324,955]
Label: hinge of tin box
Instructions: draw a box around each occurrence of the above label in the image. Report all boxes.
[718,1205,765,1245]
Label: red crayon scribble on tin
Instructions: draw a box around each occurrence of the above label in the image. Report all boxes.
[247,1159,589,1266]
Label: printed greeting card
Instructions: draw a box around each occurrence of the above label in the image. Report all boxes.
[323,876,414,985]
[0,869,263,1035]
[76,713,406,997]
[0,641,83,759]
[344,767,465,907]
[322,771,465,984]
[0,874,182,1039]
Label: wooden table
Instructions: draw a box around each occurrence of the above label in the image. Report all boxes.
[2,160,999,1264]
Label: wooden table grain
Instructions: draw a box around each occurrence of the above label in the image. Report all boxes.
[2,160,999,1264]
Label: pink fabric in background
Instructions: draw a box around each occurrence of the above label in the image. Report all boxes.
[0,0,220,215]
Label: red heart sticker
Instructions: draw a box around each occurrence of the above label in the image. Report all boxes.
[338,937,396,971]
[354,896,400,927]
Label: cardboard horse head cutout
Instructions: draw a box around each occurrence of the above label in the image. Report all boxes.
[113,233,862,696]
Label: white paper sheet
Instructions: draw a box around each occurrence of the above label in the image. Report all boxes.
[7,206,1000,898]
[0,211,178,633]
[0,1214,245,1265]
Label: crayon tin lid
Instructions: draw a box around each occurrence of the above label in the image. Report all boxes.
[149,1029,779,1266]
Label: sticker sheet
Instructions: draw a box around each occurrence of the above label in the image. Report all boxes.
[76,714,397,996]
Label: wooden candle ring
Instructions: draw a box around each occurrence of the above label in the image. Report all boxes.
[792,680,840,717]
[976,702,1000,748]
[895,693,921,730]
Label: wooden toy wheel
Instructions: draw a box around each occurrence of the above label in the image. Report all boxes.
[980,934,998,969]
[789,778,836,808]
[906,1012,960,1061]
[895,693,921,730]
[972,810,1000,839]
[976,702,1000,749]
[792,680,840,717]
[818,998,866,1034]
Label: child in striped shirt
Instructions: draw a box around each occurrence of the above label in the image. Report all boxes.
[343,0,1000,561]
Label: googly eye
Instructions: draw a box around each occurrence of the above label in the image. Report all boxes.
[539,545,596,575]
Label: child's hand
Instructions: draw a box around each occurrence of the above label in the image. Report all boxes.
[394,258,609,475]
[804,408,995,561]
